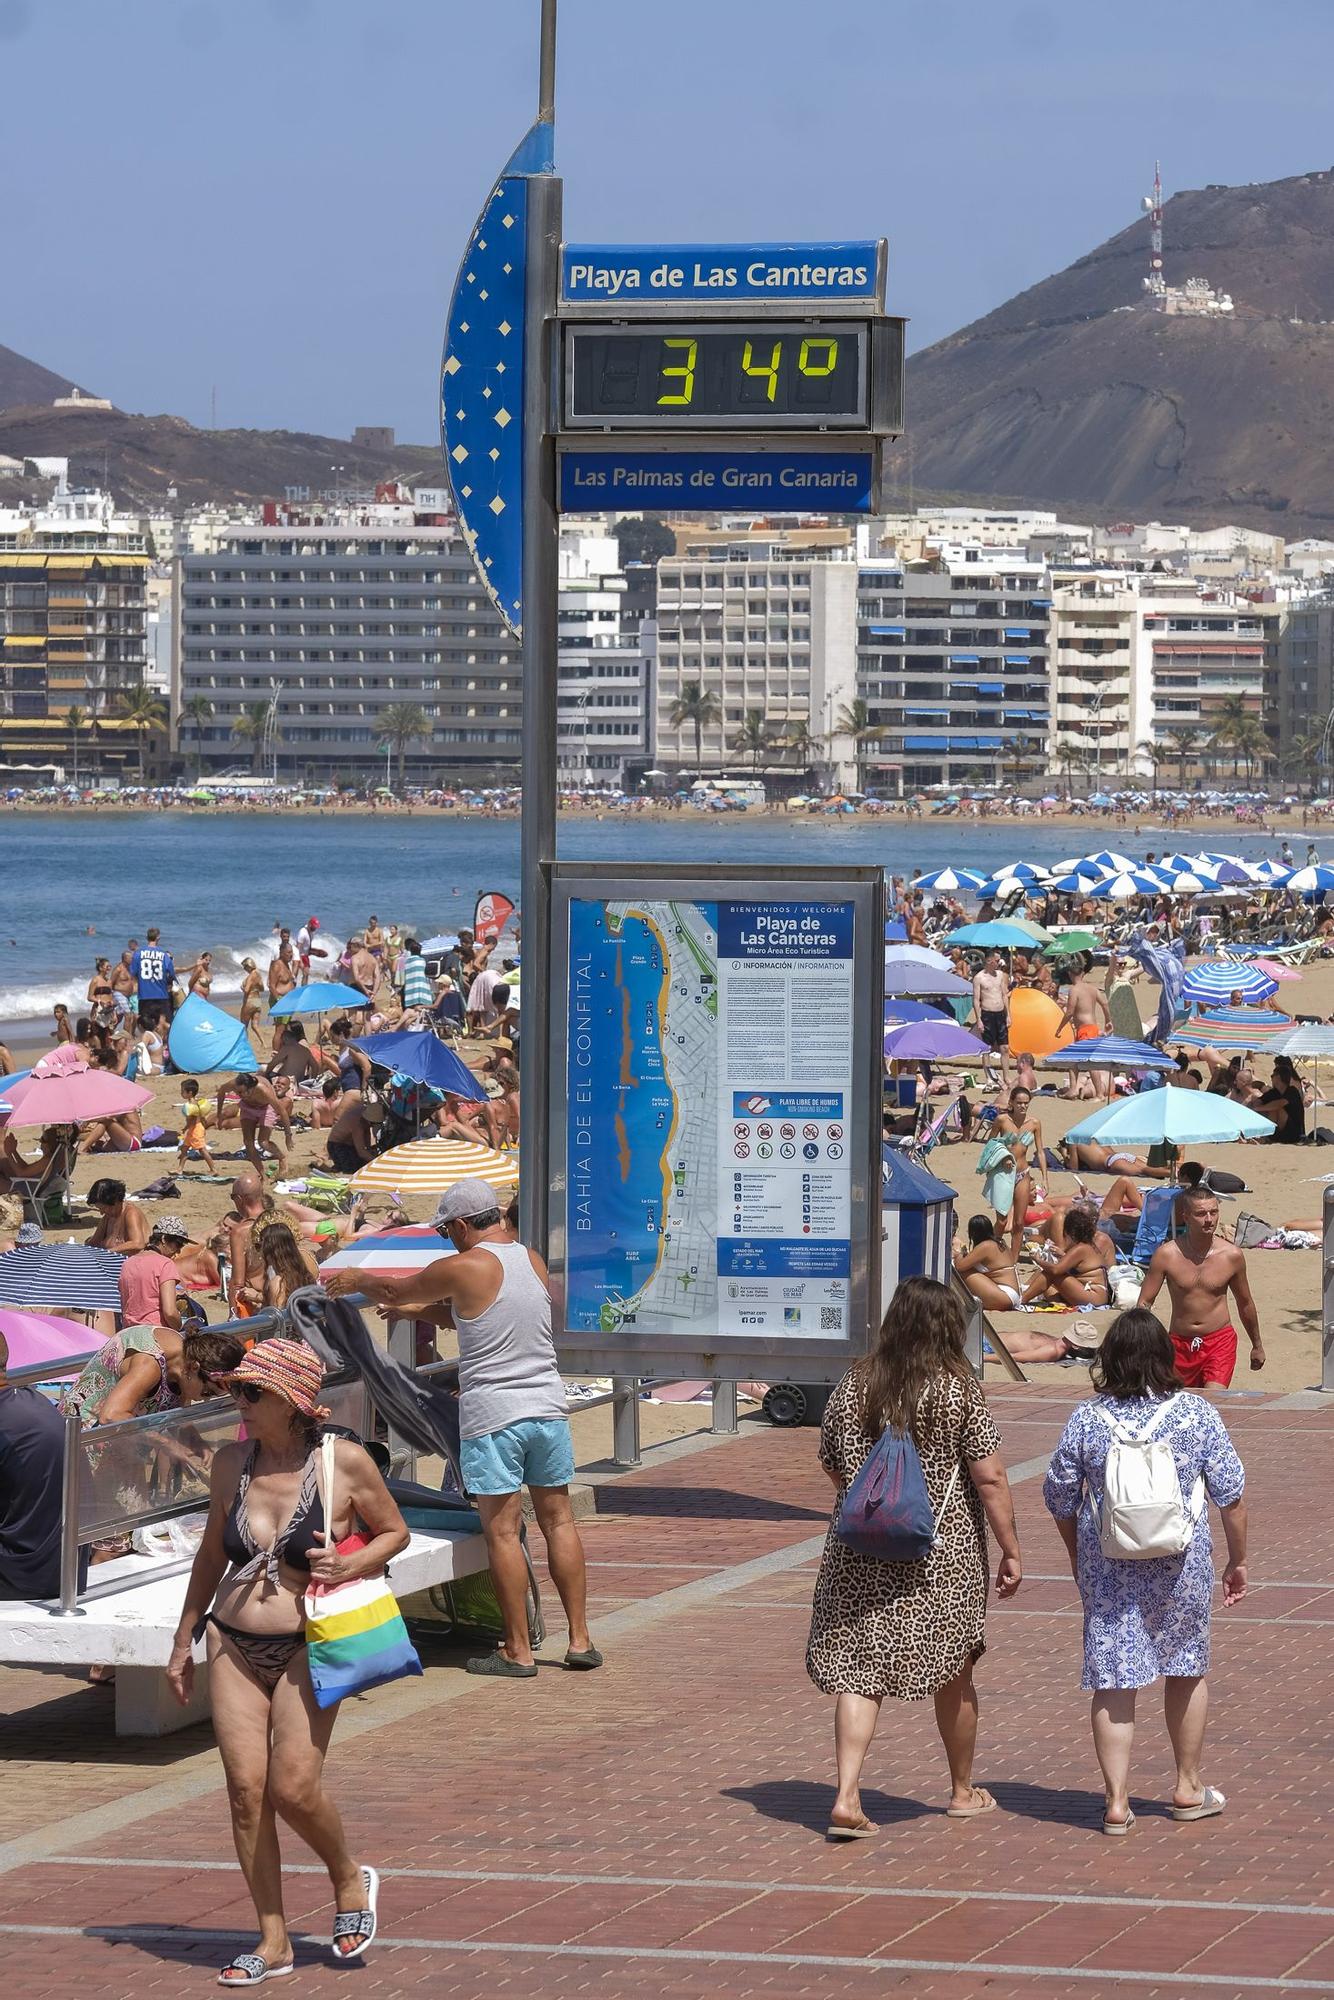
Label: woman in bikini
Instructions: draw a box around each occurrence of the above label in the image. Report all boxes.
[1022,1204,1116,1309]
[167,1337,409,1985]
[240,959,264,1032]
[953,1215,1086,1364]
[187,951,214,1000]
[988,1086,1046,1259]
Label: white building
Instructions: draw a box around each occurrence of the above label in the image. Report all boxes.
[653,532,859,790]
[556,529,650,789]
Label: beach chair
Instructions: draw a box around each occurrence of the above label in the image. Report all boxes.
[906,1093,962,1168]
[1131,1184,1180,1266]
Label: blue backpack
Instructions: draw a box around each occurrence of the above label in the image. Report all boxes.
[836,1426,960,1563]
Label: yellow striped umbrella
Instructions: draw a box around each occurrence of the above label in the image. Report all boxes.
[349,1137,518,1196]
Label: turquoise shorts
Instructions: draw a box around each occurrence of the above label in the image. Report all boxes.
[460,1416,575,1495]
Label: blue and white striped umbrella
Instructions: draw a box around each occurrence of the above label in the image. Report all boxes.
[1281,865,1334,894]
[912,867,987,893]
[0,1243,124,1312]
[1042,1035,1177,1071]
[1090,870,1164,901]
[1181,961,1279,1006]
[1081,850,1136,873]
[1049,871,1108,894]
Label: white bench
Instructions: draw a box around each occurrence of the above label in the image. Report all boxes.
[0,1523,490,1736]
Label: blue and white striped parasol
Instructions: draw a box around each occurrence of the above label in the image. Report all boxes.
[1181,962,1279,1006]
[0,1243,124,1312]
[912,867,986,892]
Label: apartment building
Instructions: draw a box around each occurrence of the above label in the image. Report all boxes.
[0,478,150,780]
[856,543,1052,795]
[177,520,520,784]
[653,532,859,788]
[1049,568,1151,781]
[1142,580,1279,776]
[556,531,650,789]
[1274,589,1334,774]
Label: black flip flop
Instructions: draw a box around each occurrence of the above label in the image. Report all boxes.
[466,1650,538,1678]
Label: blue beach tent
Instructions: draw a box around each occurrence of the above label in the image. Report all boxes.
[168,994,261,1074]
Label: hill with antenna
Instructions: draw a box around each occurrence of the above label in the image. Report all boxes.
[891,167,1334,535]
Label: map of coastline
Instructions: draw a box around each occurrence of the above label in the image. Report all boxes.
[566,899,718,1336]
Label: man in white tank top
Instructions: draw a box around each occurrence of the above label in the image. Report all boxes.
[327,1177,600,1679]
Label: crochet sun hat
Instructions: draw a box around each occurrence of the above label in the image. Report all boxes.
[222,1336,328,1418]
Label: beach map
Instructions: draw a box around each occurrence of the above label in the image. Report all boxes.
[564,896,855,1344]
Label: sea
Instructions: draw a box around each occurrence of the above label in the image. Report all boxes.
[0,808,1305,1036]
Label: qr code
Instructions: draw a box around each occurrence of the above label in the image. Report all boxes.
[820,1306,844,1331]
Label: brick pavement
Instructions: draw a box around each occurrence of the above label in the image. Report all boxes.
[2,1387,1333,1998]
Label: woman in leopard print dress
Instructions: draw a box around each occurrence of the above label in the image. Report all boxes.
[806,1276,1023,1837]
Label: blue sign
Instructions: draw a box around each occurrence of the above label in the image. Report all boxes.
[559,449,875,513]
[718,903,855,961]
[562,241,882,305]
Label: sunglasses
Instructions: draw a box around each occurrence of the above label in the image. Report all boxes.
[229,1382,264,1405]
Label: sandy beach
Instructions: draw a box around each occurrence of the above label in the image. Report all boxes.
[22,946,1332,1399]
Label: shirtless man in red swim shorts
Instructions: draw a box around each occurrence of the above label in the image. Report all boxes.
[1136,1186,1264,1390]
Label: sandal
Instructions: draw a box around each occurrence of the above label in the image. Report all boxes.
[466,1649,538,1678]
[826,1816,877,1840]
[946,1787,998,1819]
[331,1864,379,1960]
[217,1956,293,1986]
[563,1646,604,1671]
[1171,1786,1226,1822]
[1102,1810,1136,1836]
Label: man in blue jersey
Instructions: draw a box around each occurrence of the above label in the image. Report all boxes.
[131,927,177,1031]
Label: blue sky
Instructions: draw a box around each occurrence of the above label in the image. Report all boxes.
[6,0,1334,441]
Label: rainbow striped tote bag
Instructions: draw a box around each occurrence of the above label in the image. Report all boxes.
[303,1434,422,1710]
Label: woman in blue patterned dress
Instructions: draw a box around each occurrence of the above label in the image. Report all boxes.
[1043,1309,1248,1835]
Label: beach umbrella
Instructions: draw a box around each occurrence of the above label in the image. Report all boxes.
[1049,872,1105,895]
[1082,851,1137,873]
[353,1030,486,1101]
[168,993,260,1075]
[912,867,986,893]
[974,875,1042,901]
[0,1047,150,1129]
[420,934,460,953]
[0,1068,33,1113]
[1003,917,1055,943]
[1157,871,1208,896]
[1238,956,1303,984]
[1182,962,1279,1006]
[1041,1035,1177,1071]
[0,1243,124,1312]
[1281,865,1334,895]
[884,943,954,972]
[1090,871,1164,901]
[1173,1008,1292,1049]
[882,962,971,997]
[1247,860,1292,885]
[319,1222,453,1278]
[0,1306,102,1372]
[883,1020,987,1062]
[946,922,1043,949]
[1064,1087,1275,1148]
[884,997,951,1024]
[349,1137,518,1197]
[1042,929,1100,956]
[986,861,1050,881]
[1272,1023,1334,1058]
[271,981,370,1017]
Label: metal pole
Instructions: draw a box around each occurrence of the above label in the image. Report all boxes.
[517,69,562,1257]
[51,1411,85,1618]
[711,1379,738,1434]
[611,1374,641,1467]
[1322,1185,1334,1392]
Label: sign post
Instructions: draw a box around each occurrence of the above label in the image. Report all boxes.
[441,2,904,1349]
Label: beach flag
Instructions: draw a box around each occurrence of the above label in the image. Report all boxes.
[473,890,515,947]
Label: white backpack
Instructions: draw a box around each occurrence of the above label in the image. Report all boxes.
[1090,1395,1204,1560]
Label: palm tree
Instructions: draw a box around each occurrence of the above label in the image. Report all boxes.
[1283,726,1325,794]
[731,708,775,776]
[1230,714,1268,783]
[180,693,215,779]
[117,681,167,783]
[64,705,87,791]
[1208,694,1253,779]
[668,680,722,773]
[1165,724,1201,790]
[380,702,433,791]
[781,717,822,769]
[1004,732,1038,795]
[1052,735,1090,801]
[1133,737,1165,797]
[834,698,880,793]
[231,701,272,774]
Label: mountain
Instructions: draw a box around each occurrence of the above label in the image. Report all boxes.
[0,403,441,509]
[891,168,1334,536]
[0,342,83,413]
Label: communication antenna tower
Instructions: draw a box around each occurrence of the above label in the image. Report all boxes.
[1142,161,1166,304]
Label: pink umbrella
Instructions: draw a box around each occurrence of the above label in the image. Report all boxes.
[0,1306,101,1371]
[0,1045,150,1128]
[1250,958,1303,984]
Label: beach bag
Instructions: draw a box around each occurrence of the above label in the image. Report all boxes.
[361,1081,387,1127]
[303,1433,422,1708]
[836,1427,960,1563]
[1090,1395,1204,1560]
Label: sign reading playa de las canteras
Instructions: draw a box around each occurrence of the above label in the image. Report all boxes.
[560,894,857,1348]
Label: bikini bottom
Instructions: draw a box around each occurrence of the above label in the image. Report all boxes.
[208,1615,306,1695]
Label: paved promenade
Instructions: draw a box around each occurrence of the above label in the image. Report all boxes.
[2,1385,1333,1998]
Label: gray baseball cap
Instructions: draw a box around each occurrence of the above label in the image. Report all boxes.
[432,1177,504,1228]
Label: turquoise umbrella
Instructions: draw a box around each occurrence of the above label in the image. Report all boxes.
[271,981,369,1016]
[1064,1088,1274,1147]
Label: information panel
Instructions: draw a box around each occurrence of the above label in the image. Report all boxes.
[548,864,883,1378]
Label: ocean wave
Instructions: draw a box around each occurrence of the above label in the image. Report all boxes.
[0,927,348,1025]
